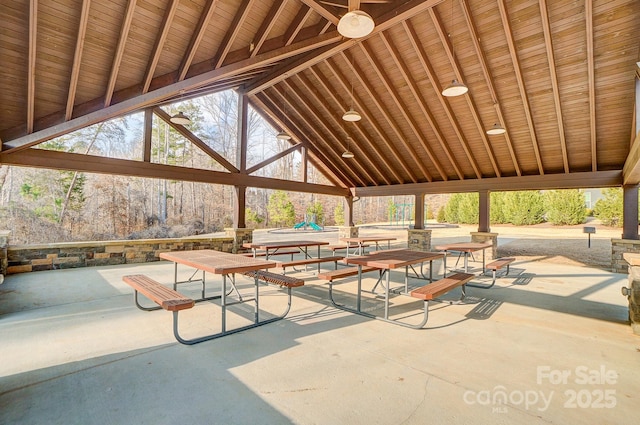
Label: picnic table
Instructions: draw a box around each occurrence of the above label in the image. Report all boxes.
[334,249,472,328]
[339,236,397,257]
[243,240,329,259]
[434,242,492,274]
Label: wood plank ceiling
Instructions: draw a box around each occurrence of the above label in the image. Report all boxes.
[1,0,639,196]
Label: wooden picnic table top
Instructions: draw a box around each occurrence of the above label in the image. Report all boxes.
[243,240,329,250]
[159,249,276,275]
[344,248,444,270]
[434,242,492,253]
[339,236,397,244]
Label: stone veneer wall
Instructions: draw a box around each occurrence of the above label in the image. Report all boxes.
[338,226,358,241]
[407,229,432,252]
[225,228,254,253]
[470,232,498,261]
[622,253,640,335]
[0,230,9,279]
[5,236,234,275]
[611,239,640,274]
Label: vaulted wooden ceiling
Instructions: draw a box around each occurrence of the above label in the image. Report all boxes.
[1,0,639,197]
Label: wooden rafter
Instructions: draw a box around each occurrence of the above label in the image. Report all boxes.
[153,107,239,173]
[250,0,287,58]
[585,0,597,171]
[278,81,369,186]
[5,32,342,153]
[429,6,495,178]
[213,0,256,69]
[105,0,137,107]
[298,0,340,25]
[292,73,379,186]
[350,48,420,183]
[246,144,301,174]
[458,0,520,176]
[27,0,37,134]
[377,33,448,180]
[539,0,569,173]
[142,0,179,94]
[244,0,443,95]
[306,66,393,185]
[284,4,314,46]
[251,93,352,188]
[66,0,92,121]
[402,21,463,180]
[0,149,350,197]
[178,0,218,81]
[496,0,544,174]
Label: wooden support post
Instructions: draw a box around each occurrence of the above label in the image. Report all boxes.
[143,108,153,162]
[623,184,639,240]
[413,193,425,229]
[478,190,490,233]
[237,92,248,173]
[345,196,354,227]
[234,186,246,229]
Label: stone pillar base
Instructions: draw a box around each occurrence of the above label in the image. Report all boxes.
[612,239,640,274]
[225,228,254,254]
[0,230,9,278]
[471,231,498,261]
[622,253,640,335]
[408,229,432,252]
[338,226,358,241]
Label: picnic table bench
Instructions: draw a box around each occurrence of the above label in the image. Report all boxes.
[276,255,344,273]
[317,265,379,282]
[468,257,516,289]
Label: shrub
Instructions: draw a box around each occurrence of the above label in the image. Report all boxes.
[544,190,586,225]
[501,191,545,225]
[593,188,622,226]
[444,193,478,224]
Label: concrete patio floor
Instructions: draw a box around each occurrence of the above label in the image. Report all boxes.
[1,235,639,424]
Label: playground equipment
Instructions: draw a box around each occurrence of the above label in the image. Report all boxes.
[294,213,322,231]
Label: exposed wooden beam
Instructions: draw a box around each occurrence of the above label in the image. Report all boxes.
[355,171,623,197]
[142,0,179,94]
[244,0,443,95]
[349,47,420,183]
[402,21,464,180]
[66,0,91,121]
[250,0,287,58]
[298,0,340,25]
[105,0,137,107]
[585,0,597,171]
[250,94,352,188]
[496,0,544,174]
[306,66,393,185]
[213,0,256,69]
[178,0,218,81]
[429,6,495,178]
[27,0,37,134]
[284,4,314,46]
[0,149,350,197]
[246,144,301,175]
[539,0,569,173]
[153,107,239,173]
[4,33,342,152]
[458,0,521,176]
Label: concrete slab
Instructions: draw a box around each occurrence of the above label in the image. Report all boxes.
[1,250,638,424]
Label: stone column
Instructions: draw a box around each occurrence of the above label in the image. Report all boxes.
[408,229,432,252]
[471,231,498,261]
[338,226,358,241]
[622,253,640,335]
[612,238,640,273]
[225,228,254,254]
[0,230,9,282]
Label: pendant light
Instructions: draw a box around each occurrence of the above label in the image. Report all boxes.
[441,0,468,97]
[337,10,374,39]
[170,111,191,125]
[343,51,361,122]
[342,137,355,158]
[486,123,506,135]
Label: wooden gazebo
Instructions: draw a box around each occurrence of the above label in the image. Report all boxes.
[1,0,639,235]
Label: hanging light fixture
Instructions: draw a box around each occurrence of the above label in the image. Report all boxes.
[486,123,506,135]
[441,0,468,97]
[170,111,191,125]
[337,10,375,38]
[343,51,361,122]
[342,137,355,158]
[276,85,291,140]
